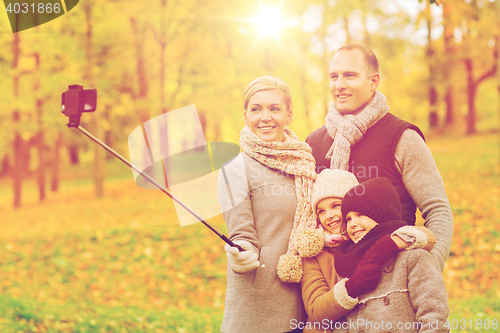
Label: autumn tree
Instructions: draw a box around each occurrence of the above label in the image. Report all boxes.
[460,0,499,134]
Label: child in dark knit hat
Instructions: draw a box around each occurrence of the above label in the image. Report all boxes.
[333,177,450,332]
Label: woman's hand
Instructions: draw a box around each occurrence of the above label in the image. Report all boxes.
[225,240,261,273]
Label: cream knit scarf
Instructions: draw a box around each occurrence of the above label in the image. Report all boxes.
[240,126,322,283]
[325,90,389,170]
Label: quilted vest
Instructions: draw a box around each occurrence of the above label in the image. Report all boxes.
[306,113,425,225]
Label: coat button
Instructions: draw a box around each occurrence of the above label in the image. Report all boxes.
[384,264,393,272]
[383,296,390,305]
[359,303,367,310]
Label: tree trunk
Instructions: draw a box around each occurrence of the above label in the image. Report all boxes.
[68,146,79,164]
[363,15,370,47]
[130,17,150,124]
[343,16,350,44]
[298,31,312,133]
[497,1,500,166]
[464,45,498,135]
[11,33,25,208]
[426,13,439,129]
[33,52,46,201]
[158,0,170,188]
[442,1,456,126]
[13,126,29,208]
[320,32,330,116]
[104,105,114,160]
[428,87,439,128]
[36,104,46,201]
[1,156,10,176]
[300,67,311,133]
[36,133,46,201]
[464,58,476,135]
[84,1,104,198]
[51,132,62,192]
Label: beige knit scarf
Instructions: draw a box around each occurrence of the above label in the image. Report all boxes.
[325,90,389,170]
[240,126,322,283]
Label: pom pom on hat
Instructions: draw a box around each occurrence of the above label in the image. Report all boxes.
[296,227,324,258]
[341,177,402,224]
[277,253,303,283]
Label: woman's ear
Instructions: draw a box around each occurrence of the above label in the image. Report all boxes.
[286,109,293,125]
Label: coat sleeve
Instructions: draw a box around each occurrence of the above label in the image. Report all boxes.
[301,256,352,324]
[406,249,450,333]
[395,129,454,272]
[217,154,260,255]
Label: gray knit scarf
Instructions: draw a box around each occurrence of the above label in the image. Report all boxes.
[325,90,389,170]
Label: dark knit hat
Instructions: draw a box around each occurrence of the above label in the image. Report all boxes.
[341,177,402,224]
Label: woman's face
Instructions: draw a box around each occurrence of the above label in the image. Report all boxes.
[316,197,343,235]
[244,90,292,142]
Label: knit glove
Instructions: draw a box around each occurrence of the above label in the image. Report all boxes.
[391,226,429,251]
[344,235,399,298]
[358,235,399,266]
[225,240,260,273]
[344,264,382,298]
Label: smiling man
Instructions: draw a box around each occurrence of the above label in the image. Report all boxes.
[328,46,379,116]
[306,44,453,272]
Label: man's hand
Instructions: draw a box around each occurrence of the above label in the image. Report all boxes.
[225,240,260,273]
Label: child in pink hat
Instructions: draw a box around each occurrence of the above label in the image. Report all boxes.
[299,171,436,333]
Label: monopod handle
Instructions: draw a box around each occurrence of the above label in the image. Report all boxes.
[73,125,241,252]
[221,235,245,252]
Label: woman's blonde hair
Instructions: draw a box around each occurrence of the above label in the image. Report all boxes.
[243,76,292,111]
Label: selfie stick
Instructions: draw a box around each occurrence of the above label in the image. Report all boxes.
[71,124,244,252]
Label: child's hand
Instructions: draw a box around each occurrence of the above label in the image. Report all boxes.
[344,235,399,298]
[225,240,260,273]
[345,264,382,298]
[359,235,399,266]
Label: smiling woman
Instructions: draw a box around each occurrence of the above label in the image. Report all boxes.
[217,76,321,333]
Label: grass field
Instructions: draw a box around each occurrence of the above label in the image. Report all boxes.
[1,132,500,332]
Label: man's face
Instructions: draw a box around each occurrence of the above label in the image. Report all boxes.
[329,49,379,116]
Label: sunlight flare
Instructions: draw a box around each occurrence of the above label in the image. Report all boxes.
[251,5,286,38]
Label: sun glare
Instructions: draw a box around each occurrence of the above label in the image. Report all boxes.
[251,5,286,38]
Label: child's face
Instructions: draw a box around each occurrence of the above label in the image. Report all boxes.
[316,197,343,234]
[345,212,378,243]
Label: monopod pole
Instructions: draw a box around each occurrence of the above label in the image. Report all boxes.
[74,125,244,252]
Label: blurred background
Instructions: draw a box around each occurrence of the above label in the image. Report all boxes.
[1,0,500,331]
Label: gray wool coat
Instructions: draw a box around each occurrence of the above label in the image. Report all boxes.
[217,152,307,333]
[338,249,450,333]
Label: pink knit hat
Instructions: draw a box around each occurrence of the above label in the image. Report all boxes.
[295,169,359,255]
[311,169,359,220]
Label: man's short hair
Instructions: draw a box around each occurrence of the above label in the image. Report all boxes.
[336,44,379,75]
